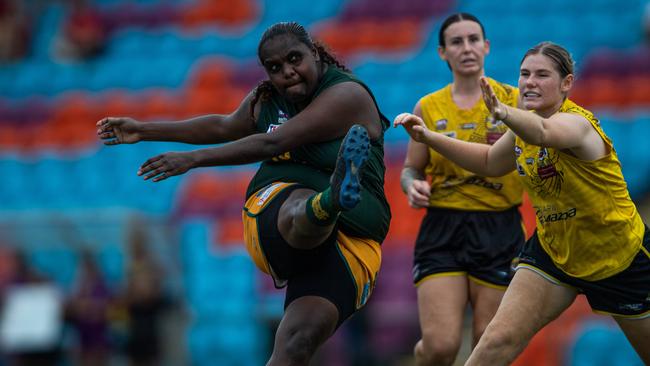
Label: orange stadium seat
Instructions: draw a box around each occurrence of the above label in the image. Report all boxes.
[212,216,244,248]
[50,93,103,148]
[54,93,99,122]
[513,297,593,366]
[379,19,421,51]
[569,82,591,106]
[97,92,137,119]
[581,76,624,109]
[176,171,250,219]
[139,89,184,119]
[623,76,650,107]
[217,0,257,25]
[519,192,536,239]
[0,126,20,149]
[183,86,247,117]
[189,59,233,91]
[181,0,258,28]
[315,19,422,56]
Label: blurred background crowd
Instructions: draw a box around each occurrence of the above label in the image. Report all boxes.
[0,0,649,365]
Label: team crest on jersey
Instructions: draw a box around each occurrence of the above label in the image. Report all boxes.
[537,163,558,179]
[266,109,290,133]
[529,147,564,197]
[525,158,534,165]
[536,148,558,179]
[266,124,281,133]
[278,109,289,123]
[435,119,447,130]
[538,148,549,161]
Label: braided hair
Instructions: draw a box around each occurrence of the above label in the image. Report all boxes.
[250,22,349,120]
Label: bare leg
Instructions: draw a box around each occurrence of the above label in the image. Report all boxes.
[277,189,337,249]
[267,296,339,366]
[468,280,506,348]
[465,268,578,366]
[614,316,650,363]
[414,275,468,366]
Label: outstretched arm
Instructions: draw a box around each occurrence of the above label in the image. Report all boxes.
[479,76,601,154]
[138,81,383,182]
[96,91,258,145]
[394,113,516,177]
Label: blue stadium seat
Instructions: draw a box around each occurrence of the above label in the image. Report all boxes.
[568,320,644,366]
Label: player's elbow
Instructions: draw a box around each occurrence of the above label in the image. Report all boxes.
[258,135,290,158]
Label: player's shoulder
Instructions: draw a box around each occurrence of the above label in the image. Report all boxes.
[419,85,449,107]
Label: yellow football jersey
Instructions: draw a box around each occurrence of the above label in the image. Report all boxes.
[514,99,645,281]
[419,78,523,211]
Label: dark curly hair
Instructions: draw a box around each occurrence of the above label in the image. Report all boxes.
[250,22,349,120]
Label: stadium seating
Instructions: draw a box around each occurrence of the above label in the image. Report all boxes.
[1,0,649,364]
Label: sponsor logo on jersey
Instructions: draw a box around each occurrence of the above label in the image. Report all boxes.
[461,122,477,130]
[278,109,289,123]
[537,207,577,224]
[444,131,457,139]
[435,119,447,130]
[618,303,644,312]
[465,176,503,190]
[256,183,283,206]
[514,145,522,157]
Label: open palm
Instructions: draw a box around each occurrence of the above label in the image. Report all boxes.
[480,77,507,120]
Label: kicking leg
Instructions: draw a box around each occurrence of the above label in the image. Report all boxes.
[277,124,370,249]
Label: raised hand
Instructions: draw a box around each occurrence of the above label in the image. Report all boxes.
[96,117,141,145]
[137,151,196,182]
[393,113,430,143]
[479,77,507,120]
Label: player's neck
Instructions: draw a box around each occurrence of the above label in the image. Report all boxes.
[451,74,482,108]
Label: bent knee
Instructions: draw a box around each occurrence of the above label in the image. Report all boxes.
[416,336,461,366]
[480,325,522,352]
[282,332,318,364]
[277,323,333,364]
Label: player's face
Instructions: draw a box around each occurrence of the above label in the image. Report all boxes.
[518,53,572,117]
[259,34,321,106]
[439,20,489,76]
